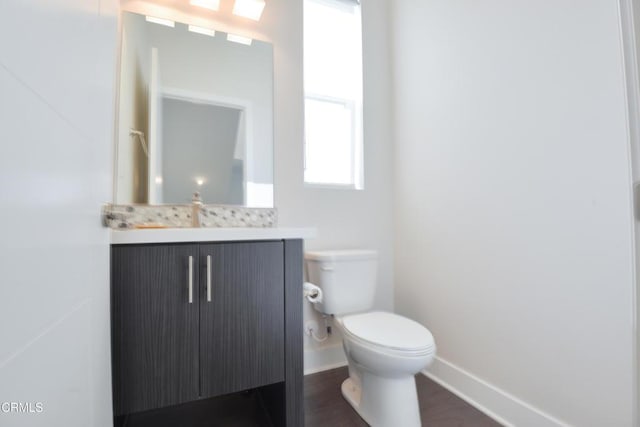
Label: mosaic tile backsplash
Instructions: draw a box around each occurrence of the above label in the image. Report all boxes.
[103,204,277,229]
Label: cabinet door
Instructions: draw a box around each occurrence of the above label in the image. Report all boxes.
[200,241,285,398]
[111,244,200,415]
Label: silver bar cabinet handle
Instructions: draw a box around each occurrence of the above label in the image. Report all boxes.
[188,256,193,304]
[207,255,212,302]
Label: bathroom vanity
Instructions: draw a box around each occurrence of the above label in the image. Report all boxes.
[110,228,314,427]
[108,6,305,425]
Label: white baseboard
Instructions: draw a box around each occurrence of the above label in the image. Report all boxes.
[423,357,569,427]
[303,344,348,375]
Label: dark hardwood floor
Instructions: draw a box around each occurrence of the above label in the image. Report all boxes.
[118,367,501,426]
[304,367,502,427]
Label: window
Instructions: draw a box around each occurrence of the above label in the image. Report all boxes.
[303,0,363,188]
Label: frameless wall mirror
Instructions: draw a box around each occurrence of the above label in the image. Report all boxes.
[115,11,274,207]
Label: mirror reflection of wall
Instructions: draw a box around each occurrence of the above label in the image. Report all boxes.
[115,11,274,207]
[162,98,244,204]
[117,12,150,204]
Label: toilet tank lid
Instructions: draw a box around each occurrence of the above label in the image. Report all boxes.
[305,249,377,261]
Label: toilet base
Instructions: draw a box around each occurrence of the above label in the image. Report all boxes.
[341,378,368,423]
[341,374,422,427]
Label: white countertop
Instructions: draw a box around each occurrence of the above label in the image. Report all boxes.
[110,227,317,245]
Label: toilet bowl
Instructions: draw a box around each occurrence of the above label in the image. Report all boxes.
[337,311,435,427]
[305,249,436,427]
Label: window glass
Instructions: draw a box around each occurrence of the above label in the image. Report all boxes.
[303,0,363,188]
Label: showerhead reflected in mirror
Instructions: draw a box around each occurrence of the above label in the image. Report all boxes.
[115,11,274,207]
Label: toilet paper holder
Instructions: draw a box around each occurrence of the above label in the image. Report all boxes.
[303,282,323,304]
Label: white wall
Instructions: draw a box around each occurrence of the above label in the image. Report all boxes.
[391,1,636,426]
[122,0,395,372]
[622,0,640,419]
[0,0,117,426]
[273,0,395,366]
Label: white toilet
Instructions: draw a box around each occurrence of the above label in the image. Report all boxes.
[305,249,436,427]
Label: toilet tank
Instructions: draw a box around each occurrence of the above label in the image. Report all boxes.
[305,249,377,315]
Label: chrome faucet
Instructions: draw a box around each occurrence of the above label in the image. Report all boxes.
[192,191,203,227]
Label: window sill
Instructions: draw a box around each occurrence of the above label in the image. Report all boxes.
[304,182,363,191]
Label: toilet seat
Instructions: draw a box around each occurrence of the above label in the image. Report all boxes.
[339,311,435,355]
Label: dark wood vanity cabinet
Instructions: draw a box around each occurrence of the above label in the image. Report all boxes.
[199,242,284,398]
[111,244,200,413]
[110,239,303,427]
